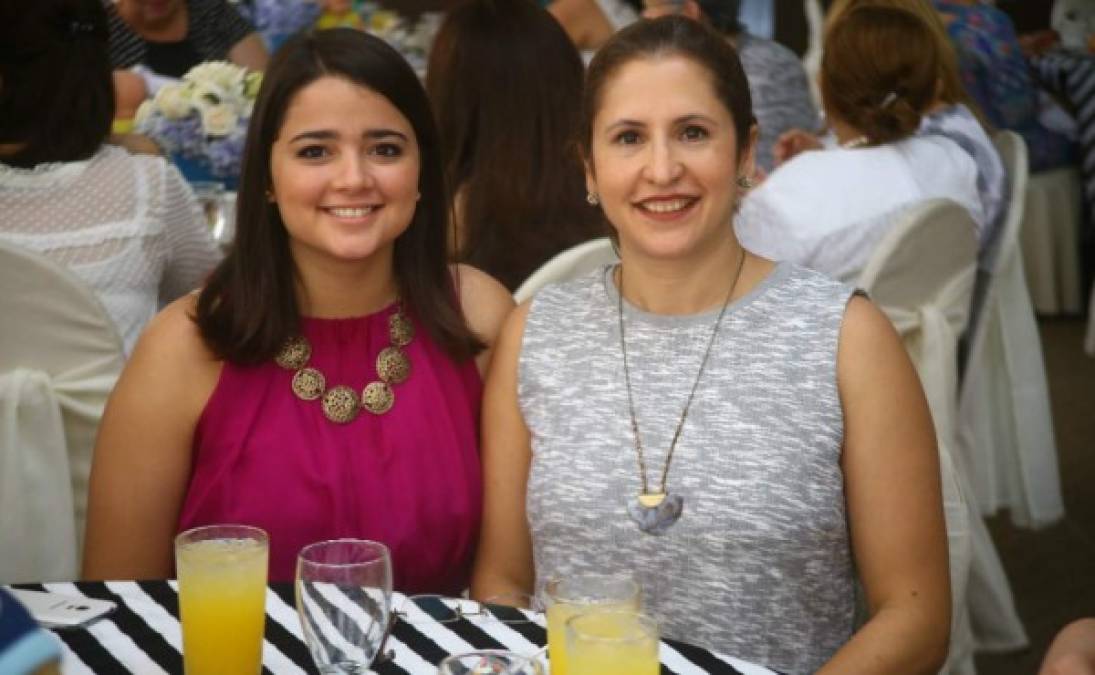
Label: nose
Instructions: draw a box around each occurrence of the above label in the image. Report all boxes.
[333,153,373,191]
[643,135,683,186]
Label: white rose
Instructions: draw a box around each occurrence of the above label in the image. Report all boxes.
[185,61,246,94]
[200,104,239,137]
[153,84,193,120]
[190,82,234,111]
[133,99,155,130]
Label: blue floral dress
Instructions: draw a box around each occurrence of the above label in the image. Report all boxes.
[935,0,1075,171]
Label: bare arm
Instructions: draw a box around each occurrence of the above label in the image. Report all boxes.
[454,264,515,377]
[82,297,221,580]
[227,33,269,73]
[469,302,536,602]
[1040,619,1095,675]
[547,0,614,51]
[817,296,951,675]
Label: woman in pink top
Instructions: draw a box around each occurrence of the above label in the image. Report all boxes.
[81,29,513,589]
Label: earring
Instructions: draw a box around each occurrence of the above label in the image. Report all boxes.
[736,176,754,189]
[586,191,600,206]
[266,189,276,202]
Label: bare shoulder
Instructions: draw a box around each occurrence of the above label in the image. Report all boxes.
[125,293,222,409]
[453,263,515,347]
[836,293,920,400]
[838,294,904,360]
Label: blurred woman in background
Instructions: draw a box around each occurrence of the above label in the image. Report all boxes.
[0,0,220,355]
[427,0,604,291]
[107,0,268,79]
[736,5,983,281]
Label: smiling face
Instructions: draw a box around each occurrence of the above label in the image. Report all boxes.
[586,54,754,262]
[269,75,421,271]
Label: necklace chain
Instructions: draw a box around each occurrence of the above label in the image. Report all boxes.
[617,250,747,495]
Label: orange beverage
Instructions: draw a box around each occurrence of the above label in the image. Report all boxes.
[176,525,269,675]
[543,576,640,675]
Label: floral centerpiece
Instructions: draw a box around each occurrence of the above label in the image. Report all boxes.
[134,62,263,184]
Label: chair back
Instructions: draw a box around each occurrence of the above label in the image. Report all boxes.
[0,240,124,582]
[513,238,619,304]
[955,131,1064,532]
[965,129,1029,363]
[857,198,980,675]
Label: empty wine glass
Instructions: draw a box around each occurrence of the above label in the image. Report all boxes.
[295,539,392,674]
[437,650,543,675]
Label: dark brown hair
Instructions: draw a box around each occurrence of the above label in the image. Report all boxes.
[579,16,755,162]
[0,0,113,168]
[195,28,483,364]
[426,0,604,291]
[821,5,940,144]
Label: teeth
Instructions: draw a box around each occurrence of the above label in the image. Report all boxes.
[642,198,691,213]
[328,206,377,218]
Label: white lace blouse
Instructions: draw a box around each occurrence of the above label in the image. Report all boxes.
[0,145,222,355]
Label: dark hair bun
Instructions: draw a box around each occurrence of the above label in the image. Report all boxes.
[857,93,922,144]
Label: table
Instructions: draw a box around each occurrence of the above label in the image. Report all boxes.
[12,581,777,675]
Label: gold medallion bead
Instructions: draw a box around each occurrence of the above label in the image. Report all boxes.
[292,367,326,400]
[361,382,394,414]
[389,311,414,347]
[272,304,414,424]
[376,347,411,384]
[275,336,311,370]
[322,385,360,424]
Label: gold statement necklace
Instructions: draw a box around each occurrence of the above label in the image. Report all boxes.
[619,250,747,535]
[274,305,415,424]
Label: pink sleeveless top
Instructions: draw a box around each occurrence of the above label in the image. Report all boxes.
[179,305,483,593]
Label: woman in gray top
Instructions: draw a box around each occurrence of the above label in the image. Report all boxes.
[471,15,950,675]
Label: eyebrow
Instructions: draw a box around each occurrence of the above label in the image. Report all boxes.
[604,114,719,132]
[287,128,410,143]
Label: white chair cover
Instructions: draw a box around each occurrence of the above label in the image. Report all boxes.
[0,240,124,583]
[959,131,1065,531]
[1020,167,1083,314]
[513,238,619,304]
[858,198,988,674]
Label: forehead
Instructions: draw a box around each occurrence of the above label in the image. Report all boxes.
[594,55,730,123]
[278,75,415,137]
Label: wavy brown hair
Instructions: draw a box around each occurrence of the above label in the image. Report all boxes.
[195,28,483,364]
[426,0,604,291]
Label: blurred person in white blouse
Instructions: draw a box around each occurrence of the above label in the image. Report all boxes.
[734,5,983,283]
[0,0,222,355]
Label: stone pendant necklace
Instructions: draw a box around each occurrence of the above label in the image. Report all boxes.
[618,251,746,535]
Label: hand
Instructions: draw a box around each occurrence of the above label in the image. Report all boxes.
[1018,29,1060,57]
[772,129,823,166]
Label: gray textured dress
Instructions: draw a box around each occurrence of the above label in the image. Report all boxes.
[519,263,857,675]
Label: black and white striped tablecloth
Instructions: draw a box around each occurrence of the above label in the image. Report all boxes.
[11,581,776,675]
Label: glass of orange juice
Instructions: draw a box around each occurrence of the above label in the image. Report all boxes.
[543,575,640,675]
[175,524,269,675]
[565,610,659,675]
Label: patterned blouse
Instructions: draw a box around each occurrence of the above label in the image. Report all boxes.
[934,0,1074,171]
[106,0,254,78]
